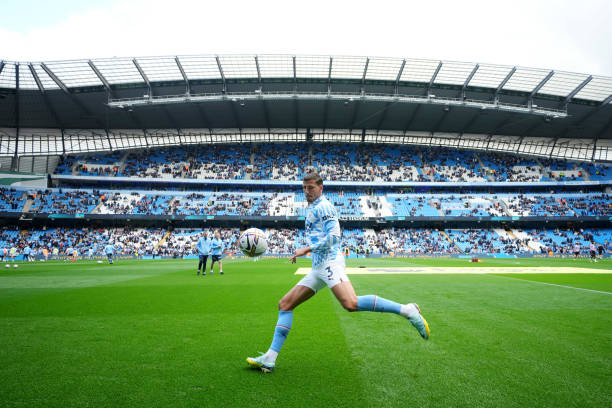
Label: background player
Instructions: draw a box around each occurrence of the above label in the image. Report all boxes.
[247,173,429,373]
[196,231,211,275]
[589,241,598,262]
[573,242,581,260]
[104,242,116,264]
[9,246,18,262]
[23,245,32,262]
[209,231,224,275]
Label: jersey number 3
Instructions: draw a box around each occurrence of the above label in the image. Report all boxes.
[325,266,333,280]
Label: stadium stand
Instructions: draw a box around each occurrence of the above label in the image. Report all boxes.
[3,225,609,258]
[2,186,610,219]
[2,54,611,262]
[53,144,612,183]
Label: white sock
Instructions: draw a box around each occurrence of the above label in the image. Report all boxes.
[400,303,419,319]
[263,349,278,363]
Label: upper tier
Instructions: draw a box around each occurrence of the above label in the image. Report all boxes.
[54,143,611,183]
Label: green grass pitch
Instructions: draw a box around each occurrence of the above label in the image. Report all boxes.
[0,257,611,407]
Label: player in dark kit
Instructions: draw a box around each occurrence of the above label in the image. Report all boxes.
[196,232,211,275]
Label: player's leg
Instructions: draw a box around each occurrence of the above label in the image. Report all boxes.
[197,255,204,275]
[247,280,319,372]
[219,260,223,274]
[328,262,430,340]
[209,258,215,274]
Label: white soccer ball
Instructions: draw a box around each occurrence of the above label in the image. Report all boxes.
[238,228,268,257]
[97,260,103,264]
[4,264,9,268]
[13,264,18,268]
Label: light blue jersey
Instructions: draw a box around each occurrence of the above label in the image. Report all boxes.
[210,238,223,256]
[104,244,115,255]
[305,195,342,267]
[196,236,211,255]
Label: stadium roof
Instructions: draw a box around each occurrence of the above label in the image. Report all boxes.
[0,54,611,141]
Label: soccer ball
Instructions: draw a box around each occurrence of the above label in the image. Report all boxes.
[238,228,268,257]
[97,260,103,264]
[13,264,18,268]
[4,264,9,268]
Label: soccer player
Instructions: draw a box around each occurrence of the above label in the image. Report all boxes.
[104,242,116,264]
[9,246,17,262]
[573,243,581,260]
[65,246,73,261]
[23,245,31,262]
[247,173,429,373]
[589,241,597,262]
[196,231,211,275]
[209,231,224,275]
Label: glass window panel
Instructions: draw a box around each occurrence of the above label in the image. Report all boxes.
[32,64,60,89]
[258,55,293,78]
[538,71,589,97]
[594,141,612,161]
[434,61,476,86]
[468,64,513,89]
[177,55,221,80]
[574,76,612,102]
[136,57,183,82]
[295,55,330,78]
[502,67,550,92]
[93,58,144,85]
[331,56,367,79]
[0,136,15,155]
[218,55,258,78]
[0,63,16,88]
[45,60,102,87]
[365,58,404,81]
[593,147,603,161]
[400,58,440,83]
[18,64,38,89]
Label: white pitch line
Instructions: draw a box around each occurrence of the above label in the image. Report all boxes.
[487,275,612,295]
[294,266,611,275]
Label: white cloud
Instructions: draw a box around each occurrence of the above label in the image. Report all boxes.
[1,0,611,75]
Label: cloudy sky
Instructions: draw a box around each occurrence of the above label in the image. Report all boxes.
[2,0,611,75]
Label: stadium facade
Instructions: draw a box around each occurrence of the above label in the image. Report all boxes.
[0,55,611,171]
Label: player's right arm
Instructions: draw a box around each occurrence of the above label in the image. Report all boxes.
[290,246,311,263]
